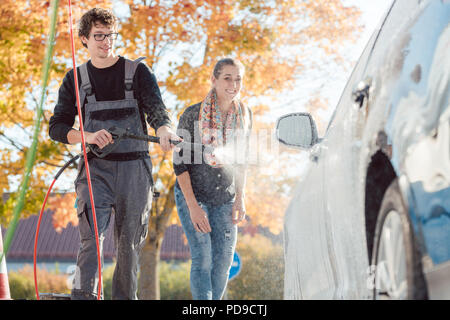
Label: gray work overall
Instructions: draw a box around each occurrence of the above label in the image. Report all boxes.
[71,57,153,300]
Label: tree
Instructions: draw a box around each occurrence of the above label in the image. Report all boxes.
[0,0,55,223]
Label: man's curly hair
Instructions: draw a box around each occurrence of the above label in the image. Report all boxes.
[78,8,118,48]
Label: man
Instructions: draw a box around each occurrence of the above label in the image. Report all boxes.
[49,8,180,300]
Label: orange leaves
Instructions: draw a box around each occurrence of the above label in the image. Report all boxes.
[296,0,362,52]
[0,1,46,75]
[47,192,78,233]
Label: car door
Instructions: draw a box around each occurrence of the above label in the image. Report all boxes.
[319,24,384,299]
[283,152,337,299]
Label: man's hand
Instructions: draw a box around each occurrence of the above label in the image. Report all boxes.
[67,129,114,149]
[84,129,114,149]
[156,125,182,152]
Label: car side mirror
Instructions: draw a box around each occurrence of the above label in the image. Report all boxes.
[276,112,319,149]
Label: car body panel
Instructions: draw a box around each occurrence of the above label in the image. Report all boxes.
[283,161,337,299]
[283,0,450,299]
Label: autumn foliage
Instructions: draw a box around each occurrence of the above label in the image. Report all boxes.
[0,0,111,225]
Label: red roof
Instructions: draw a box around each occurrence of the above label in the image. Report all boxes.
[2,210,190,262]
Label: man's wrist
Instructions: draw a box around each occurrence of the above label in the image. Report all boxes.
[156,125,173,135]
[67,128,80,144]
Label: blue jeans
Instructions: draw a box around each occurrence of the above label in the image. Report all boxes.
[174,185,237,300]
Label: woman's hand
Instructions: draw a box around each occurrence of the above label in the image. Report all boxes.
[232,195,246,225]
[189,203,211,233]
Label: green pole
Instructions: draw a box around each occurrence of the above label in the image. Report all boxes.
[0,0,60,264]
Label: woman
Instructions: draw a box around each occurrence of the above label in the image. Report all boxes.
[173,57,252,300]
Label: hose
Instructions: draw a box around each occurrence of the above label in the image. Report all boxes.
[33,154,81,300]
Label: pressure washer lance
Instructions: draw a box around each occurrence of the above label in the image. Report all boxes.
[87,125,213,159]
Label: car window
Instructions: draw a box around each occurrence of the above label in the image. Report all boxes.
[324,0,417,135]
[364,0,420,74]
[324,30,379,134]
[367,0,450,156]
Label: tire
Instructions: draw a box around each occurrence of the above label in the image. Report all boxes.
[371,179,428,299]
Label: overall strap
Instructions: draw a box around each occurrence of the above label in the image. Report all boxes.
[124,57,146,99]
[78,62,96,104]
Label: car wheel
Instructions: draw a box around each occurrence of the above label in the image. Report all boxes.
[371,179,428,300]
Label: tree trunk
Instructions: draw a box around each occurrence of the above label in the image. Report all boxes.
[138,235,162,300]
[137,182,176,300]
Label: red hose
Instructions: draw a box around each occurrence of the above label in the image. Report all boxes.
[34,1,102,300]
[33,178,56,300]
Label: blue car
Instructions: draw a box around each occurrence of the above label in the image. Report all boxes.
[277,0,449,299]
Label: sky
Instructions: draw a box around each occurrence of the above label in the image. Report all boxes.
[346,0,393,58]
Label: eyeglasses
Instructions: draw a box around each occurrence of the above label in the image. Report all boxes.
[92,33,119,41]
